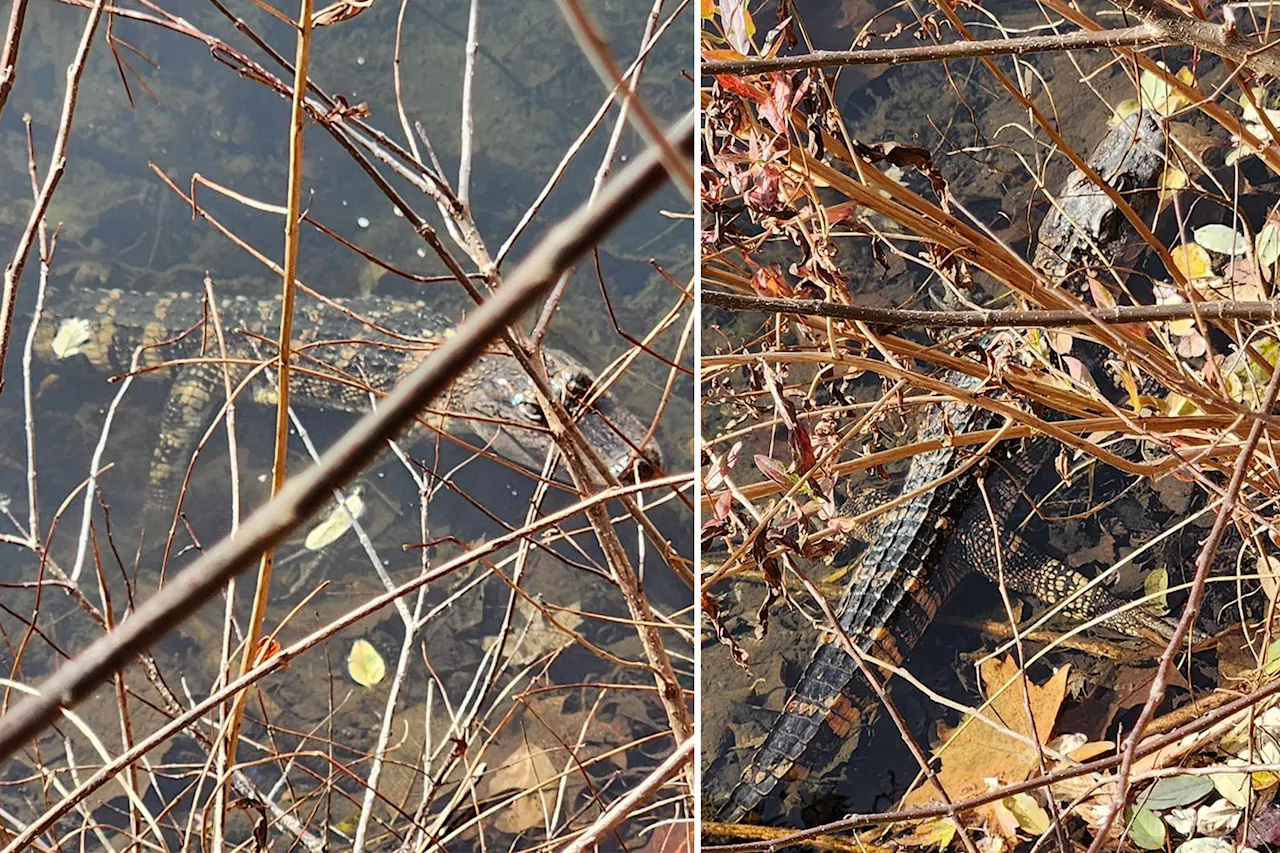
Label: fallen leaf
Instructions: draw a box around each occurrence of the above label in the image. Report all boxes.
[1003,792,1050,835]
[51,318,93,359]
[1136,775,1213,810]
[1194,223,1248,256]
[1126,805,1166,850]
[1171,244,1213,280]
[903,657,1070,833]
[1187,799,1239,835]
[347,638,386,688]
[1212,768,1251,809]
[1144,567,1170,613]
[1257,222,1280,268]
[484,597,585,668]
[485,740,559,835]
[1180,830,1237,850]
[305,490,365,550]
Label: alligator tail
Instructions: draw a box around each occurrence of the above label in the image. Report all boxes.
[716,639,869,823]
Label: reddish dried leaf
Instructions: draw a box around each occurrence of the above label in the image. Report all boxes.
[790,423,816,475]
[754,454,791,487]
[749,260,787,298]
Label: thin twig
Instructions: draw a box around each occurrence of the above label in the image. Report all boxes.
[702,290,1280,328]
[701,24,1166,75]
[0,113,693,763]
[0,0,107,392]
[557,736,693,853]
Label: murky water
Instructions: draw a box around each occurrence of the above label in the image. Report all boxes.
[0,0,692,846]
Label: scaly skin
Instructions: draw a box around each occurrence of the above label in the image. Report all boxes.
[714,111,1171,824]
[33,285,661,508]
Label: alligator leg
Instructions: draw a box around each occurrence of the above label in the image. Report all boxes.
[957,528,1182,644]
[953,449,1184,644]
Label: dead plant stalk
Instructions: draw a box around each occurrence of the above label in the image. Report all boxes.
[0,0,107,393]
[0,112,692,766]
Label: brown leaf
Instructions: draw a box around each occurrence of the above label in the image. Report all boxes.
[903,657,1071,832]
[484,741,559,835]
[703,591,750,670]
[750,263,793,298]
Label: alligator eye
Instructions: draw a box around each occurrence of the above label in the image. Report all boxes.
[512,394,546,425]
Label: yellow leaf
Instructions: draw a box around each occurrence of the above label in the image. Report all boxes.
[1139,64,1194,116]
[1223,338,1280,406]
[1213,770,1251,808]
[1171,243,1212,279]
[1144,566,1170,612]
[304,490,365,551]
[347,639,386,688]
[895,816,958,849]
[1154,286,1197,337]
[1113,99,1142,124]
[1004,792,1051,835]
[1162,393,1202,417]
[1161,166,1188,191]
[1253,770,1280,790]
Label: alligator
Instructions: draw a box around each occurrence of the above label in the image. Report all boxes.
[30,285,661,511]
[713,110,1174,824]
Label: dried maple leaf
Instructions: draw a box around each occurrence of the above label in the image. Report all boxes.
[903,656,1071,834]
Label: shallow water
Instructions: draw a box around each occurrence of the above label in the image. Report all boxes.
[0,0,692,846]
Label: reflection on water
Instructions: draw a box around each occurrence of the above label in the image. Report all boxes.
[0,0,691,845]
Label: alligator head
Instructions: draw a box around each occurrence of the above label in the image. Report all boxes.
[458,348,661,482]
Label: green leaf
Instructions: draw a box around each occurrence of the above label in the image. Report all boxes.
[1127,806,1166,850]
[1257,222,1280,268]
[1265,637,1280,675]
[1194,223,1248,256]
[1136,775,1214,810]
[347,639,386,688]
